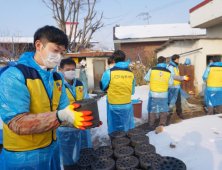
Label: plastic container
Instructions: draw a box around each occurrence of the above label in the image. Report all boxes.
[74,99,101,129]
[132,100,143,118]
[184,58,191,65]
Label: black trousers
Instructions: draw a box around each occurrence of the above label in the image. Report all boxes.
[175,90,182,114]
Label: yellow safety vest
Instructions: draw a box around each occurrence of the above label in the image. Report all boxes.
[150,67,171,92]
[65,80,84,104]
[107,67,134,105]
[207,65,222,87]
[169,64,181,86]
[3,64,62,152]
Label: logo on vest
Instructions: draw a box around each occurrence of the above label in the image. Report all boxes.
[114,75,133,79]
[56,82,61,91]
[79,87,83,93]
[159,72,164,77]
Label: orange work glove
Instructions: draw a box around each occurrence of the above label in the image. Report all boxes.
[183,75,190,81]
[57,104,94,130]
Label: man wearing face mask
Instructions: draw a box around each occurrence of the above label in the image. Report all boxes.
[168,54,190,120]
[0,25,93,170]
[57,58,92,170]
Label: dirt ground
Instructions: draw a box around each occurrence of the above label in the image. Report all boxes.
[137,97,207,134]
[169,98,206,124]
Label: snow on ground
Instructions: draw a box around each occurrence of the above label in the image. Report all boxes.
[148,114,222,170]
[91,85,222,169]
[90,85,149,147]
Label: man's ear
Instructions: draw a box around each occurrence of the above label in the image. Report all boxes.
[35,40,41,52]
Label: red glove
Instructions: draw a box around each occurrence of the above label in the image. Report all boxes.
[96,121,103,127]
[183,75,190,81]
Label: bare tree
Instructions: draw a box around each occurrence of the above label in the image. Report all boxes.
[42,0,104,52]
[0,33,34,65]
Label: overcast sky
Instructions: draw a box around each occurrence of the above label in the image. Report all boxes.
[0,0,203,49]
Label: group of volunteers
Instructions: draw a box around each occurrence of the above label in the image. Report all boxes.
[100,52,191,133]
[145,55,190,130]
[0,25,220,170]
[143,54,222,131]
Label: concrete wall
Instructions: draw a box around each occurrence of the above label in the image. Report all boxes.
[190,0,222,28]
[207,24,222,38]
[120,41,166,62]
[157,39,222,96]
[86,57,109,90]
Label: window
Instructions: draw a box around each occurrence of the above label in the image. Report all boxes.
[207,55,222,67]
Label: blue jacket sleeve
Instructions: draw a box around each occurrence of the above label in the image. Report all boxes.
[132,78,136,95]
[202,67,210,83]
[82,82,90,99]
[100,69,111,91]
[58,75,70,110]
[144,69,152,82]
[0,67,30,124]
[168,66,175,77]
[168,73,174,85]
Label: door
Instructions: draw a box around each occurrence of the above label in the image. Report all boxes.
[178,65,195,94]
[94,60,106,90]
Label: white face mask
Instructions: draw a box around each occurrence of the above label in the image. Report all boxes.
[64,71,76,80]
[39,44,62,68]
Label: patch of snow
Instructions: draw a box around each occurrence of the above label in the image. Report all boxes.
[91,85,149,146]
[115,23,206,40]
[148,114,222,170]
[90,96,109,146]
[89,94,97,98]
[0,37,33,43]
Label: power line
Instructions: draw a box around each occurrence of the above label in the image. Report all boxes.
[149,0,189,13]
[102,0,190,41]
[125,0,189,26]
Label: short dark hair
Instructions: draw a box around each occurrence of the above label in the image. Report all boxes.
[112,50,126,63]
[212,55,221,62]
[158,56,166,63]
[34,25,69,50]
[172,54,180,61]
[60,58,76,69]
[108,56,114,65]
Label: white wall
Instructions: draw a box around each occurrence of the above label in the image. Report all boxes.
[190,0,222,28]
[157,39,222,96]
[86,57,109,90]
[207,24,222,38]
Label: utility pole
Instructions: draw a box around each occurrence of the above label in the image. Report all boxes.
[147,9,149,25]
